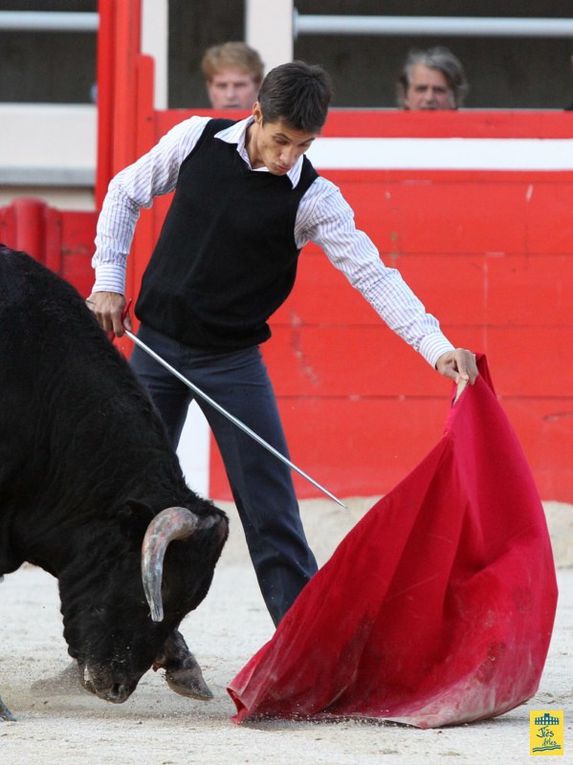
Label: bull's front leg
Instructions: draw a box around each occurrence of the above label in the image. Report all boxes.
[0,694,16,722]
[153,629,213,700]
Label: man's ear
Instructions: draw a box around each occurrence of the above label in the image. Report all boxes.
[118,500,155,543]
[252,101,263,124]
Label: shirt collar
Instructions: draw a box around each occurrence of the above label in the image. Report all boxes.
[214,116,303,189]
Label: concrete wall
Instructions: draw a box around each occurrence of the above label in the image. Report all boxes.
[0,104,96,210]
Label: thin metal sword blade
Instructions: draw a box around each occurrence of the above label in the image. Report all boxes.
[124,329,347,510]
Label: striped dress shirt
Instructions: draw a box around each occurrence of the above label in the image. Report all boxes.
[92,116,454,367]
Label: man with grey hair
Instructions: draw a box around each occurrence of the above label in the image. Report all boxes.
[397,46,468,110]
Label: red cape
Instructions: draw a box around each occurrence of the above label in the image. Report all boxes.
[228,357,558,727]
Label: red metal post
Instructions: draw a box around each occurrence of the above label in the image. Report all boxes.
[112,0,141,175]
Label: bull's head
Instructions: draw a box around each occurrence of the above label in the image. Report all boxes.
[59,503,228,703]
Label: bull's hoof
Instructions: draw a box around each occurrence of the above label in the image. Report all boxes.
[164,665,214,700]
[154,629,213,701]
[0,698,16,722]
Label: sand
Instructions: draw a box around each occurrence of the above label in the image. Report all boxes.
[1,498,572,765]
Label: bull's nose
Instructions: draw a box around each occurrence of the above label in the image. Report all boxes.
[104,683,131,704]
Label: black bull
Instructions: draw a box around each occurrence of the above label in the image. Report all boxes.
[0,246,228,721]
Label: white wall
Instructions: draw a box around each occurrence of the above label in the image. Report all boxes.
[0,104,96,210]
[246,0,293,71]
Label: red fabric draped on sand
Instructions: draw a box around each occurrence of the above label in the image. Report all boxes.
[228,356,558,728]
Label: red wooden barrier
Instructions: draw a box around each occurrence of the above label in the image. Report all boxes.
[6,0,568,503]
[0,199,96,298]
[144,114,573,502]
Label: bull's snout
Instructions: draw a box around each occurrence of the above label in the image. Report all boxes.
[82,663,137,704]
[100,682,132,704]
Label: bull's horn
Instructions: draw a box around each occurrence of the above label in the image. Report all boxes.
[141,506,199,622]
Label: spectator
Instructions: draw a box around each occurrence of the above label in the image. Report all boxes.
[397,46,468,110]
[201,41,264,109]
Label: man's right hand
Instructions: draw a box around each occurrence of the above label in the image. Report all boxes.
[85,291,132,337]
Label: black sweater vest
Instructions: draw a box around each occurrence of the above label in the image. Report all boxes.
[136,118,318,351]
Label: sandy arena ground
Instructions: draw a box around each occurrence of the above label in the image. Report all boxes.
[1,498,572,765]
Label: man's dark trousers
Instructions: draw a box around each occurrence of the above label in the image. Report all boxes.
[130,323,318,626]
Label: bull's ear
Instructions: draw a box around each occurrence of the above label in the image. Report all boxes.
[118,500,155,543]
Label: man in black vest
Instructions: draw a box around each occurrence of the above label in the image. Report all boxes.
[88,62,478,630]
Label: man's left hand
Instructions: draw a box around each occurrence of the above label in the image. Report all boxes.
[436,349,479,384]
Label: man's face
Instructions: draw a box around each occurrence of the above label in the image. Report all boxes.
[403,64,456,110]
[247,104,318,176]
[207,68,259,109]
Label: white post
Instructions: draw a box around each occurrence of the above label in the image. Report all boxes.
[176,403,211,498]
[141,0,168,109]
[245,0,293,73]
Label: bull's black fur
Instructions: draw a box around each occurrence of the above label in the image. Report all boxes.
[0,246,228,719]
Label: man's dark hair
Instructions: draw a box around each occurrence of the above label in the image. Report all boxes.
[258,61,333,132]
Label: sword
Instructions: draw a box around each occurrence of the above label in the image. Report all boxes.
[124,329,347,510]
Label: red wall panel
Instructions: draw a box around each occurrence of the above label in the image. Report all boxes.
[0,201,96,298]
[209,396,450,500]
[257,124,572,502]
[117,109,573,502]
[60,212,98,297]
[266,324,573,399]
[266,325,445,398]
[324,173,530,255]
